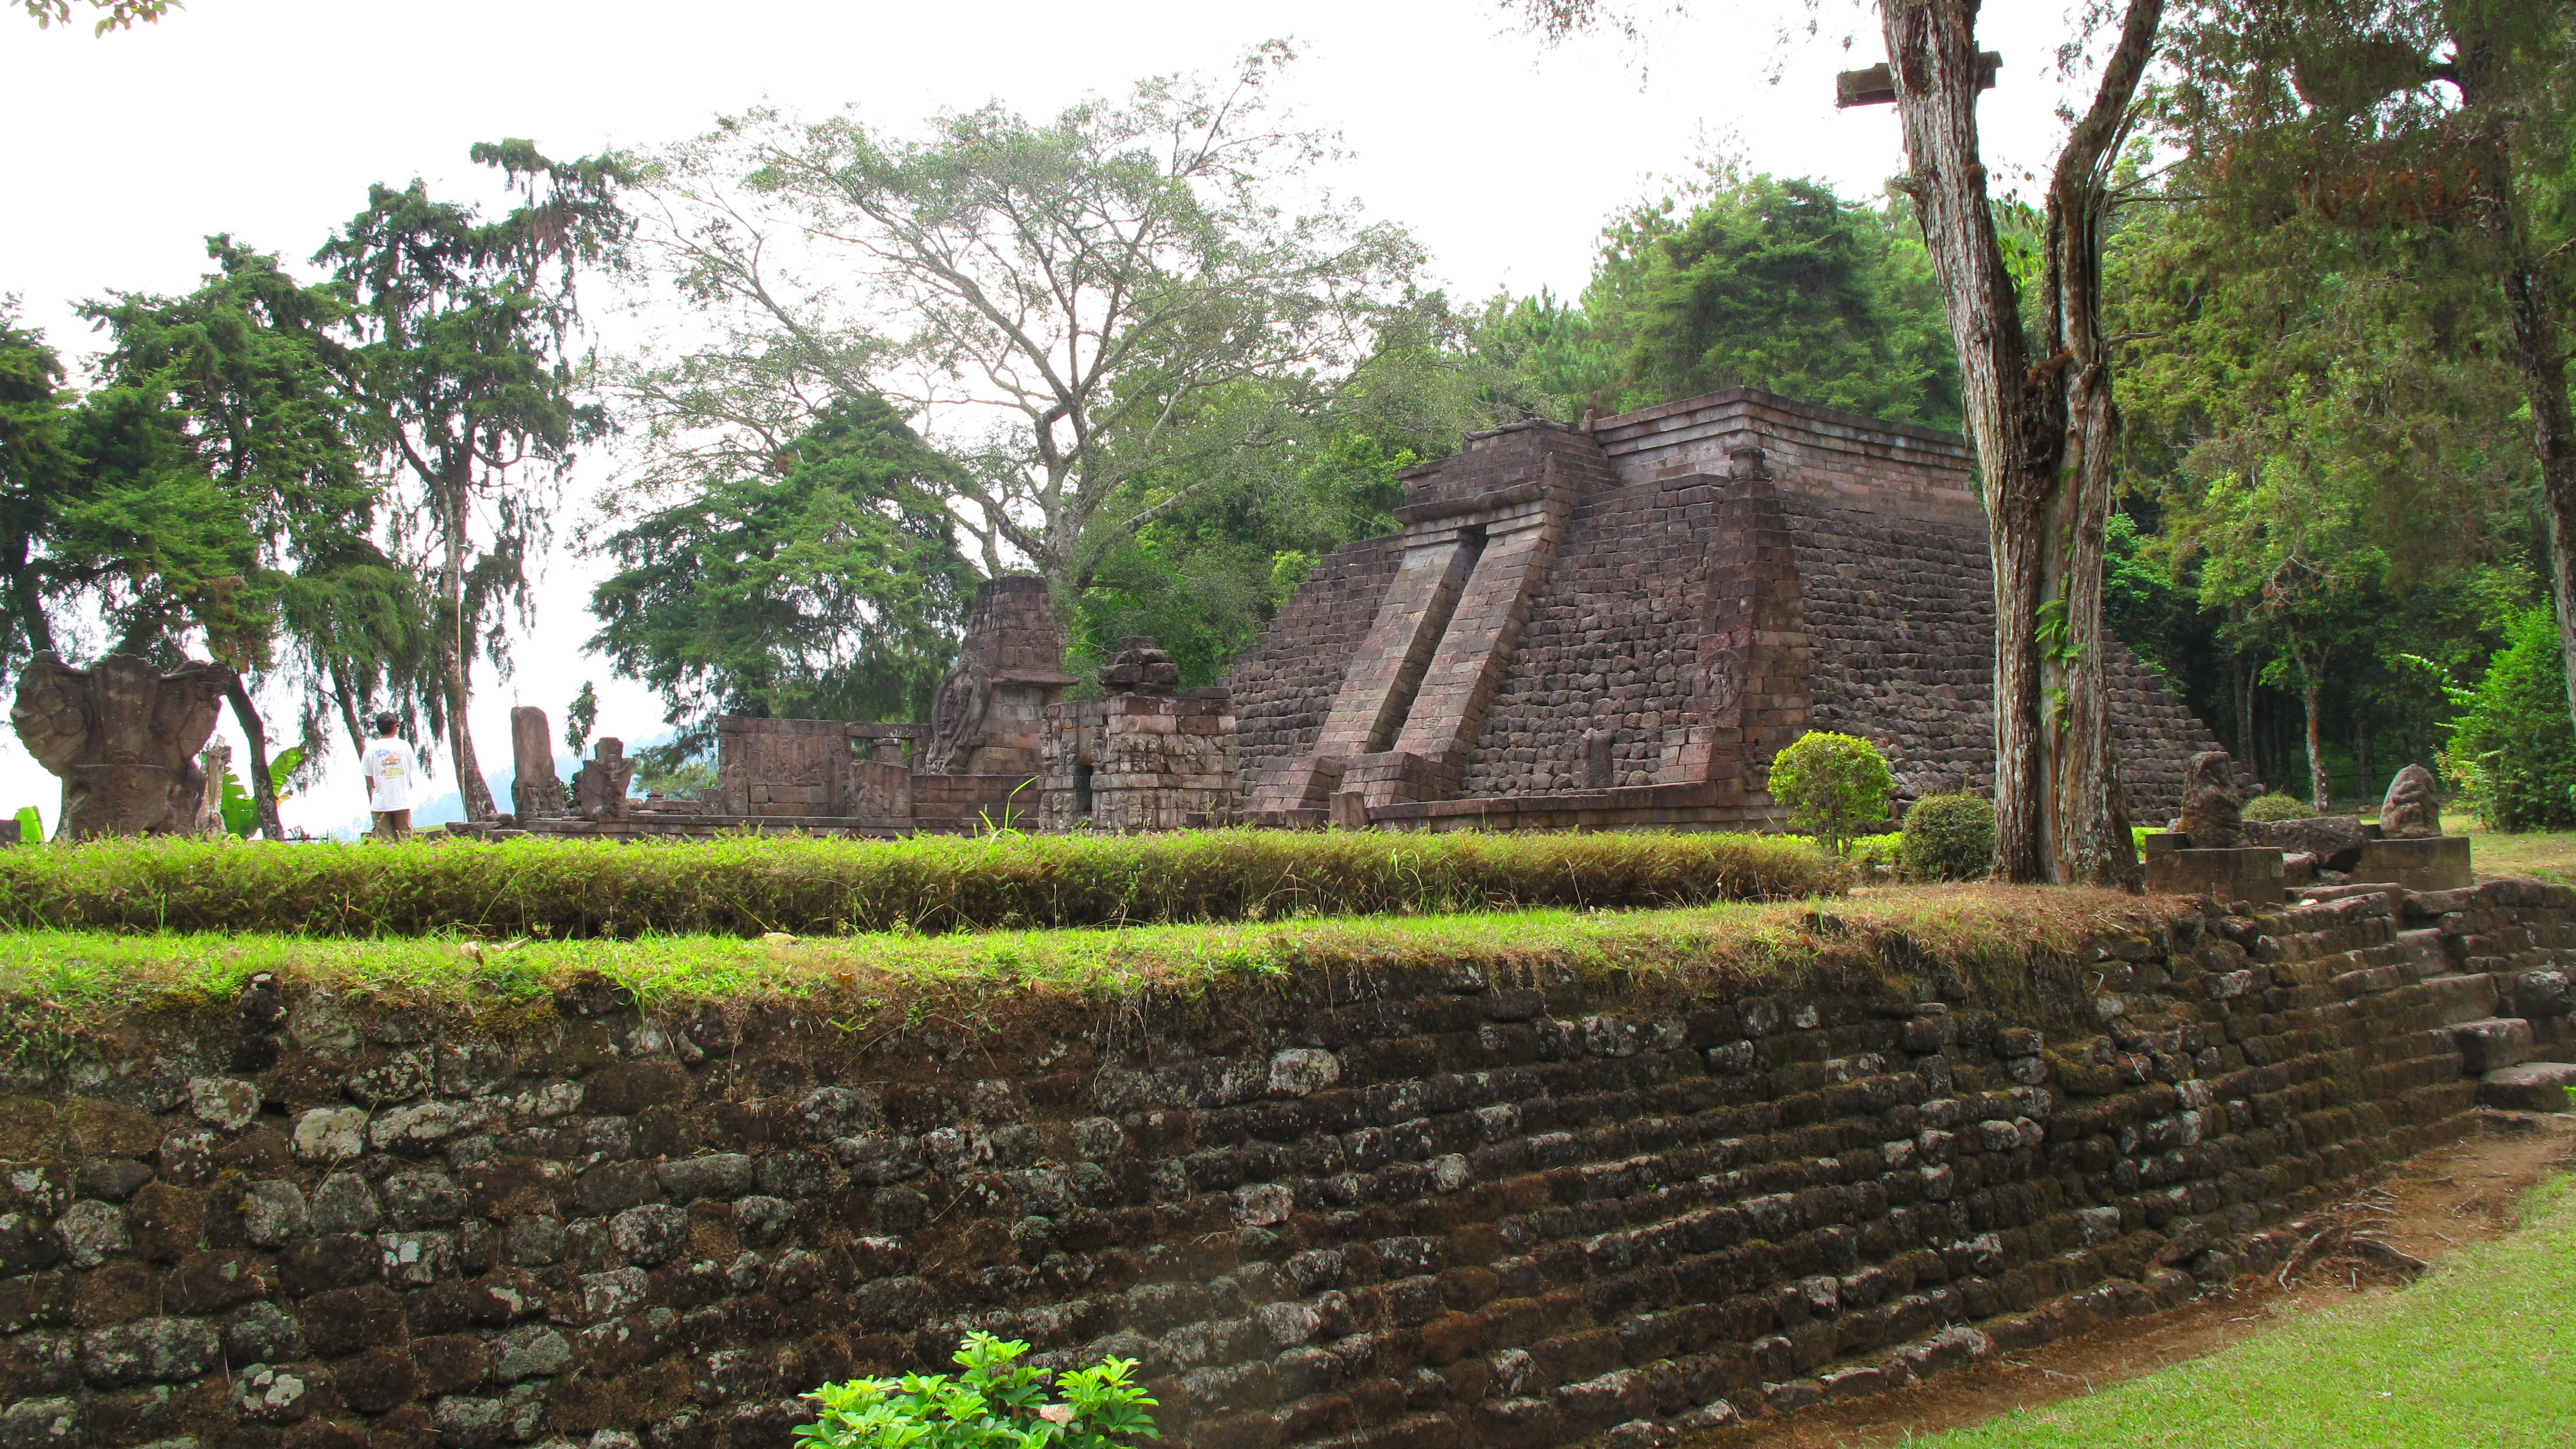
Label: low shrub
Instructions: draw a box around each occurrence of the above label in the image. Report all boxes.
[1899,793,1996,882]
[2240,792,2311,822]
[0,827,1846,938]
[1768,731,1895,857]
[797,1332,1156,1449]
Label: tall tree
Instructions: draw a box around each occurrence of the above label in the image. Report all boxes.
[0,306,79,670]
[2161,0,2576,750]
[621,44,1418,614]
[82,239,436,836]
[1466,169,1959,426]
[320,141,631,821]
[2111,165,2539,807]
[588,394,978,754]
[1519,0,2166,885]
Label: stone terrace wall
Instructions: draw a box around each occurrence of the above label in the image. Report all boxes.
[1227,537,1406,799]
[5,883,2557,1449]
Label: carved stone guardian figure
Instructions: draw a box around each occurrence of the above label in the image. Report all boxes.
[2379,764,2443,839]
[2177,750,2245,849]
[572,737,638,822]
[10,651,230,839]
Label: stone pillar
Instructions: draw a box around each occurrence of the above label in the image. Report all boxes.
[509,706,562,821]
[925,577,1075,776]
[196,740,231,836]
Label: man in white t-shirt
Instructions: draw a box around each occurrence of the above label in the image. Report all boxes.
[362,712,419,842]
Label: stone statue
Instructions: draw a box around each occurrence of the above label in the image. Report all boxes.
[1097,638,1180,695]
[572,737,637,822]
[196,740,232,837]
[2178,750,2244,849]
[922,654,990,774]
[2379,764,2442,838]
[10,651,230,839]
[1583,728,1614,790]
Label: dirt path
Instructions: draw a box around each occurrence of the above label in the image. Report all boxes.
[1709,1111,2576,1448]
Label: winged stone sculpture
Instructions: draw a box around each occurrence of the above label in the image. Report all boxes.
[12,651,230,840]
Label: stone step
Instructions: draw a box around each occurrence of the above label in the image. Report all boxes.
[2421,972,2502,1026]
[2446,1017,2537,1075]
[2393,928,2455,982]
[2480,1061,2576,1112]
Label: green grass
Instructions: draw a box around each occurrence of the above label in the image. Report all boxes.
[0,885,2171,1046]
[1913,1174,2576,1447]
[0,828,1843,939]
[2459,821,2576,885]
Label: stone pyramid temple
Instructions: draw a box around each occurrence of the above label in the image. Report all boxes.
[1225,388,2220,831]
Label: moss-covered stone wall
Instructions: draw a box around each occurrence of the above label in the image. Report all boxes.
[2,883,2563,1449]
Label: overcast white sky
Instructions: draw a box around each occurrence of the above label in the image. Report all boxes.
[0,0,2087,836]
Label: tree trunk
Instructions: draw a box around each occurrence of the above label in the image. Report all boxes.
[1880,0,2162,884]
[436,469,496,822]
[2453,74,2576,739]
[2301,677,2327,813]
[6,533,52,662]
[2354,714,2372,804]
[223,674,284,841]
[2234,652,2255,768]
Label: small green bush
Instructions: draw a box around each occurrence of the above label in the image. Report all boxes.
[2240,792,2310,822]
[2445,606,2576,832]
[796,1332,1157,1449]
[1898,793,1996,882]
[0,828,1846,938]
[1768,731,1895,857]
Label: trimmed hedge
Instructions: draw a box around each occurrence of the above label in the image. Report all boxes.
[0,828,1845,939]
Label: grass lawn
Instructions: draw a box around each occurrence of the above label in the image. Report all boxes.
[1909,1174,2576,1447]
[2462,821,2576,884]
[0,886,2172,1042]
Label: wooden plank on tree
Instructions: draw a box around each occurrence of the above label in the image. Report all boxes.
[1836,52,2002,108]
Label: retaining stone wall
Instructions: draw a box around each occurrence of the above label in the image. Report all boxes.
[5,883,2560,1449]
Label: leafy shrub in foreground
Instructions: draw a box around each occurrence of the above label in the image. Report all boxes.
[1768,731,1894,857]
[0,827,1845,938]
[2240,792,2311,822]
[2444,606,2576,832]
[797,1332,1156,1449]
[1898,793,1995,882]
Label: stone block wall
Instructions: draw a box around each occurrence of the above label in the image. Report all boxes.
[1042,692,1239,834]
[4,883,2559,1449]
